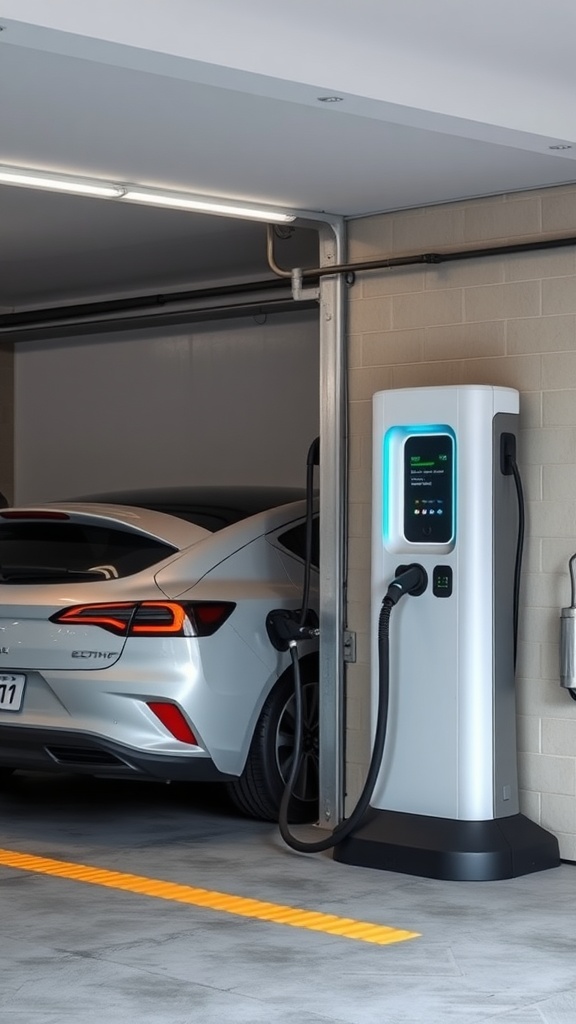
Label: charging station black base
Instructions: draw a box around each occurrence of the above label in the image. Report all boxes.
[333,808,560,881]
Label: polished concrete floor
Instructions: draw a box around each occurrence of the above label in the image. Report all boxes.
[1,772,576,1024]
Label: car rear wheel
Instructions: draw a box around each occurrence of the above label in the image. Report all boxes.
[227,657,319,822]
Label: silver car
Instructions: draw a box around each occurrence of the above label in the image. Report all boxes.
[0,487,319,821]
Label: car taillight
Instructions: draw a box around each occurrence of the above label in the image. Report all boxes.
[50,601,235,637]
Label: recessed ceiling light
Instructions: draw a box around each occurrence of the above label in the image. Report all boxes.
[317,96,344,103]
[549,144,572,150]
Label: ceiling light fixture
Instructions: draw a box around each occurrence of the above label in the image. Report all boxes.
[121,188,296,223]
[0,164,297,223]
[0,165,124,198]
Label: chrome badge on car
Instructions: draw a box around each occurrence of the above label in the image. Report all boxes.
[71,650,118,659]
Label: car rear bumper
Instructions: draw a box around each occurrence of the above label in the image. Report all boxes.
[0,725,234,782]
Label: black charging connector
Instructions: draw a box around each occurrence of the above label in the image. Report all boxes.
[265,608,319,651]
[386,563,428,604]
[500,432,517,476]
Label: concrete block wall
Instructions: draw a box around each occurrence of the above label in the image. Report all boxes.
[346,183,576,859]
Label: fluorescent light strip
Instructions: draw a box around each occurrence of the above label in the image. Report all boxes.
[0,165,296,223]
[0,167,124,198]
[123,189,295,223]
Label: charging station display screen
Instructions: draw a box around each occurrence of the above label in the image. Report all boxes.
[403,434,453,543]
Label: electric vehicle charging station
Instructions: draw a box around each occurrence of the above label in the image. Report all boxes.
[334,385,560,880]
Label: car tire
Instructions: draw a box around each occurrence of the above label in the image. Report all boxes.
[227,656,319,823]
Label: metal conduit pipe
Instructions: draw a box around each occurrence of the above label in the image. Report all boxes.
[0,277,296,333]
[0,299,319,345]
[5,229,576,334]
[266,224,576,284]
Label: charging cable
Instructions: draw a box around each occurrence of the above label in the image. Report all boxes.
[510,458,525,669]
[298,437,319,631]
[278,564,426,854]
[500,432,525,669]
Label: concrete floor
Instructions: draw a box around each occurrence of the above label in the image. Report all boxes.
[1,772,576,1024]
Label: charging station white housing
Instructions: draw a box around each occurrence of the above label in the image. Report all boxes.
[335,385,559,880]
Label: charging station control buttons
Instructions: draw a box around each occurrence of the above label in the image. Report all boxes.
[433,565,453,597]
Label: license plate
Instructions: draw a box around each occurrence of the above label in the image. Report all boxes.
[0,674,25,712]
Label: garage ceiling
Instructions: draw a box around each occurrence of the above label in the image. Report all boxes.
[2,0,576,309]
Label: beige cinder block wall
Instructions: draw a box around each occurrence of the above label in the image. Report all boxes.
[346,184,576,860]
[0,344,14,503]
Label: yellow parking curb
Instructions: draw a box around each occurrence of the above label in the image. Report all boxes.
[0,847,420,946]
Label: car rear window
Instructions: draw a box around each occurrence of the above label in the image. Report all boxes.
[277,518,319,567]
[0,522,177,582]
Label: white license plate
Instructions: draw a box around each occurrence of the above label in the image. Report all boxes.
[0,674,26,712]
